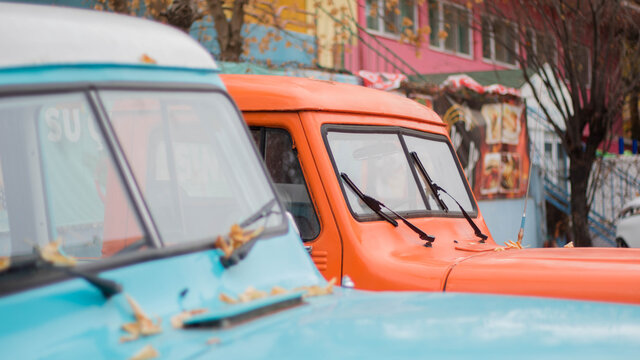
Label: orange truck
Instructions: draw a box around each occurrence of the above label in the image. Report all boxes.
[223,74,640,304]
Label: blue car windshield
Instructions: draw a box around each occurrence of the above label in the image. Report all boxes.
[0,92,144,259]
[100,90,281,246]
[0,90,281,262]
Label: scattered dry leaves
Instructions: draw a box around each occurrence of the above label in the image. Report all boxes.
[238,286,269,303]
[218,279,335,307]
[220,286,269,304]
[170,308,208,329]
[0,257,9,272]
[40,239,76,267]
[120,294,162,343]
[494,240,523,251]
[129,344,159,360]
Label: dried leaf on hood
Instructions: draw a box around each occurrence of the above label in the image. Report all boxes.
[214,224,264,259]
[297,277,337,298]
[40,239,76,267]
[564,241,574,248]
[129,344,159,360]
[214,236,233,258]
[0,257,9,272]
[229,224,264,247]
[206,337,221,345]
[170,308,208,329]
[219,292,238,304]
[270,286,288,296]
[120,294,162,342]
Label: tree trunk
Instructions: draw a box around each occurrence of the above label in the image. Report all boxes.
[166,0,198,33]
[568,151,593,247]
[218,36,244,62]
[631,91,640,141]
[207,0,248,62]
[109,0,129,14]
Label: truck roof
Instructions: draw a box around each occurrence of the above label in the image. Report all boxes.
[222,74,444,125]
[0,2,217,70]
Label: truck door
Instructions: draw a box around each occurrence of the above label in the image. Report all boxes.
[244,112,343,283]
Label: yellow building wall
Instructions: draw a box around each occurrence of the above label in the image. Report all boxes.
[245,0,312,34]
[308,0,358,69]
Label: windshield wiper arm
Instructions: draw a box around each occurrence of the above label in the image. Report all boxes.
[221,198,281,268]
[341,173,435,246]
[65,268,122,299]
[1,254,121,299]
[340,173,397,227]
[410,152,488,243]
[240,198,280,228]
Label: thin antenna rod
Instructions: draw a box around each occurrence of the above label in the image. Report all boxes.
[517,160,534,245]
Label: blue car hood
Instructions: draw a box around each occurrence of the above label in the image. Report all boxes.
[203,290,640,360]
[1,227,640,359]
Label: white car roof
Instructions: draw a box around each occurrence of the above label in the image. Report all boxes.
[623,196,640,209]
[0,2,217,70]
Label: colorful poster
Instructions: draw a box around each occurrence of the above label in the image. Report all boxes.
[433,96,530,200]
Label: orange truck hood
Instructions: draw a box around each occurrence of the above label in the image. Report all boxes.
[446,247,640,304]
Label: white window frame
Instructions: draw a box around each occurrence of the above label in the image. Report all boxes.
[365,0,418,40]
[481,16,519,69]
[428,0,473,59]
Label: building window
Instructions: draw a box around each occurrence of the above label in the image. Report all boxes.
[482,16,517,66]
[366,0,417,37]
[525,29,557,66]
[429,0,472,57]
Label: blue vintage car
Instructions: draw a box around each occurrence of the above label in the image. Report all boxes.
[0,3,639,359]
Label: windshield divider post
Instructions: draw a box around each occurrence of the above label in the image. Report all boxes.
[411,152,488,243]
[399,133,433,211]
[410,152,449,212]
[87,89,163,248]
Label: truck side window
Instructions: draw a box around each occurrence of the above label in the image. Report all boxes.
[250,127,320,241]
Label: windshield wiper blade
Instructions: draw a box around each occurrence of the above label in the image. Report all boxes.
[410,152,488,243]
[341,173,435,246]
[221,198,281,268]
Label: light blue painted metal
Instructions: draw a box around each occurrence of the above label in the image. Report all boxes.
[0,64,224,88]
[2,224,640,359]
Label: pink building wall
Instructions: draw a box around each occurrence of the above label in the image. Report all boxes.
[345,0,512,76]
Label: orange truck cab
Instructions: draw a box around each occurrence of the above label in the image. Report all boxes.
[223,74,640,304]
